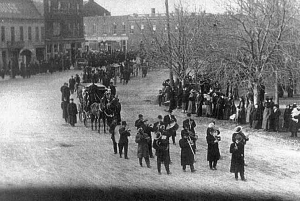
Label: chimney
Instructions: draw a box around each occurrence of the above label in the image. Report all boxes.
[151,8,155,16]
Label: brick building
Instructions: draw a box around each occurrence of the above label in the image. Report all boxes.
[44,0,84,63]
[0,0,45,72]
[83,8,168,54]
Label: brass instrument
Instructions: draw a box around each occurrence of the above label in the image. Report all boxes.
[187,136,195,156]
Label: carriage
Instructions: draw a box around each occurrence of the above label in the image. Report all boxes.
[77,83,108,127]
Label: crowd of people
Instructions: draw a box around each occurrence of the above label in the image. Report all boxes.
[158,79,300,138]
[107,109,249,181]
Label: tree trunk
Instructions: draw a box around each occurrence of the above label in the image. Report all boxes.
[253,82,259,105]
[274,70,279,105]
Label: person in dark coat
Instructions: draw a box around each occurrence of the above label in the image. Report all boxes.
[153,115,164,132]
[206,122,221,170]
[230,134,246,181]
[69,76,76,94]
[109,81,117,97]
[163,109,178,145]
[216,94,225,120]
[67,98,77,126]
[153,131,171,175]
[135,128,151,168]
[109,119,118,154]
[270,105,281,132]
[251,104,262,129]
[179,130,196,173]
[182,88,189,113]
[183,113,197,152]
[237,97,246,124]
[143,123,154,158]
[283,104,292,131]
[135,114,147,130]
[118,121,130,159]
[61,98,69,123]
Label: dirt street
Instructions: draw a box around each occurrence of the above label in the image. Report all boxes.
[0,69,299,201]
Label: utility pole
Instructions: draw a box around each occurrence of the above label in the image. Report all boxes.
[165,0,174,87]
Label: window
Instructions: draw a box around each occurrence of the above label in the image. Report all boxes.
[130,25,134,34]
[113,23,117,34]
[41,26,45,40]
[20,26,24,41]
[48,0,51,12]
[103,23,107,35]
[141,24,144,31]
[53,22,61,36]
[122,23,126,34]
[92,23,96,34]
[28,26,32,41]
[11,27,15,42]
[35,27,39,41]
[1,26,5,42]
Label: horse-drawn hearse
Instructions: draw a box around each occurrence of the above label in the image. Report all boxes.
[77,82,121,133]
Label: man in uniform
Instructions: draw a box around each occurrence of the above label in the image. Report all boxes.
[135,114,147,130]
[183,113,197,151]
[163,110,177,145]
[118,121,131,159]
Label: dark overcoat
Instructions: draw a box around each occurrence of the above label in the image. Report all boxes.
[118,127,130,144]
[230,142,245,173]
[179,138,194,166]
[67,102,78,125]
[135,132,150,158]
[206,134,220,162]
[61,101,68,119]
[153,138,170,164]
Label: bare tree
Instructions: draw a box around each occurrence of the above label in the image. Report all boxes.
[213,0,300,104]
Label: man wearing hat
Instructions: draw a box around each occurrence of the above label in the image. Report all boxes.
[67,98,77,126]
[135,114,147,130]
[154,115,164,132]
[163,109,178,145]
[153,131,171,175]
[118,121,131,159]
[183,113,197,151]
[108,81,116,97]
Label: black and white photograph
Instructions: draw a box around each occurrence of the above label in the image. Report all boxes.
[0,0,300,200]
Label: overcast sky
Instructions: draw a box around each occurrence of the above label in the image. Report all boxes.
[95,0,224,16]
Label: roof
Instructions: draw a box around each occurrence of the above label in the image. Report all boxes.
[83,0,111,17]
[0,0,42,20]
[32,0,44,16]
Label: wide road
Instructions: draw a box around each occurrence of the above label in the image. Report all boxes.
[0,69,299,201]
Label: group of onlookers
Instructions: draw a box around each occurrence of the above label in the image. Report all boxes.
[158,79,299,138]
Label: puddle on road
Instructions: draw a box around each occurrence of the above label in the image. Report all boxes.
[58,143,74,148]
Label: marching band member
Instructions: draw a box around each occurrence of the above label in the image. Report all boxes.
[153,115,164,132]
[179,127,196,173]
[135,114,147,130]
[153,132,171,175]
[206,122,221,170]
[163,109,178,145]
[230,133,246,181]
[183,113,197,152]
[143,122,154,158]
[118,121,131,159]
[135,128,151,168]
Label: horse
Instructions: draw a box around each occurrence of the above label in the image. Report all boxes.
[90,102,107,133]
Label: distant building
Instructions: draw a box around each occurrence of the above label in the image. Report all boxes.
[83,0,110,17]
[0,0,45,71]
[44,0,84,63]
[84,8,168,54]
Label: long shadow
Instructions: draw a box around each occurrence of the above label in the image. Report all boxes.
[0,187,285,201]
